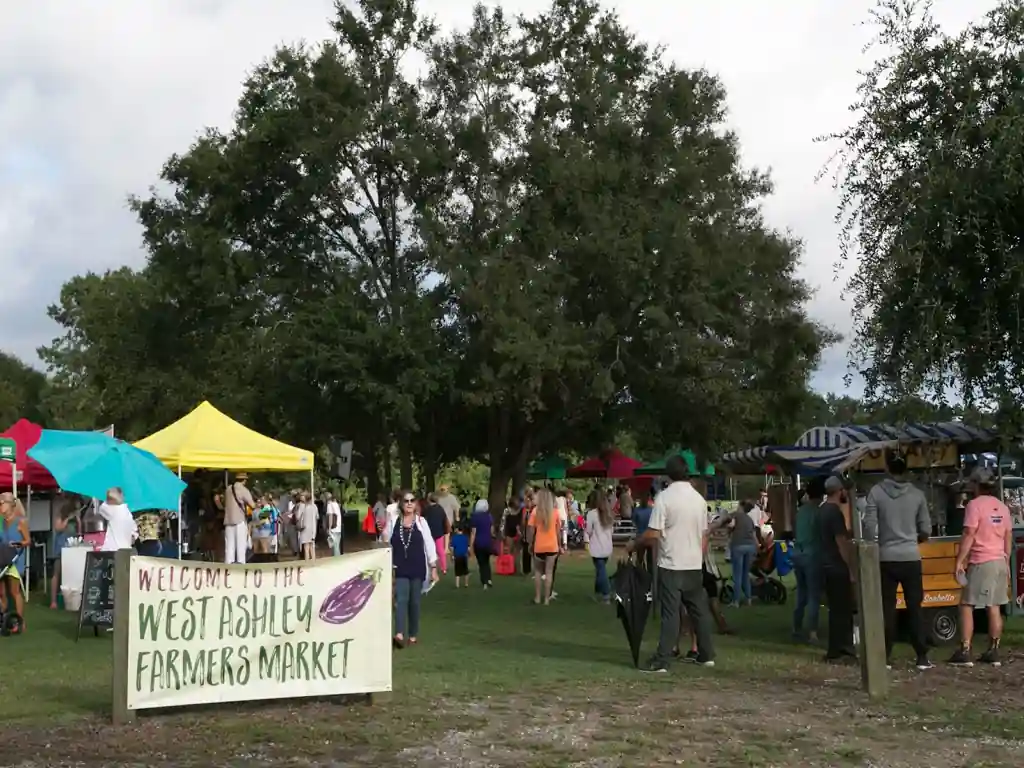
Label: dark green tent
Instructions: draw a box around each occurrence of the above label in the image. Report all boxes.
[633,449,714,477]
[526,455,569,480]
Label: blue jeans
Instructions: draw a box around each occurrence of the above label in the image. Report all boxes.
[592,557,610,597]
[792,553,821,635]
[730,544,757,603]
[394,577,423,638]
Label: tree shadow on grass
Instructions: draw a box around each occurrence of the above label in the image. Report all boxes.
[29,682,110,719]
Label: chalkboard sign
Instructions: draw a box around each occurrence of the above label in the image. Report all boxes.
[76,550,115,641]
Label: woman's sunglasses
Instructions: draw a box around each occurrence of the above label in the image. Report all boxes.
[402,497,416,504]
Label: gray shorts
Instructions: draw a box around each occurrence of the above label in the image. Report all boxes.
[962,559,1009,607]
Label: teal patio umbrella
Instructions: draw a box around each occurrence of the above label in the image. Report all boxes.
[633,449,714,477]
[29,429,186,511]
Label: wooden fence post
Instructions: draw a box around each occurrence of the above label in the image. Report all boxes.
[111,547,135,725]
[855,541,888,700]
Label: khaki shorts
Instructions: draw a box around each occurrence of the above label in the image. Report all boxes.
[962,559,1009,607]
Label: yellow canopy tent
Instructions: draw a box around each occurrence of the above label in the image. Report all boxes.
[135,402,315,558]
[135,401,314,471]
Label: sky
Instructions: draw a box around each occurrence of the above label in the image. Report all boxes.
[0,0,985,395]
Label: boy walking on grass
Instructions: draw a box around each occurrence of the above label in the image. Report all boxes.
[451,525,470,588]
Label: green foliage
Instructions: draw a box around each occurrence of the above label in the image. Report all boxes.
[0,352,47,427]
[37,0,832,498]
[827,0,1024,433]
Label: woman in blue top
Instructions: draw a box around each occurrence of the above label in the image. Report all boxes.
[0,493,30,631]
[383,491,438,647]
[468,499,494,588]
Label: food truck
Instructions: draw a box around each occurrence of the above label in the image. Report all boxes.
[720,421,1016,645]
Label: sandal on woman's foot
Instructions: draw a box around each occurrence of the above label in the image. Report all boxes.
[392,635,406,649]
[408,637,418,645]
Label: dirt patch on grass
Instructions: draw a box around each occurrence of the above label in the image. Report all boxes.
[13,662,1024,767]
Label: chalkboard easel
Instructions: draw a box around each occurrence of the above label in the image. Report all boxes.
[76,550,115,641]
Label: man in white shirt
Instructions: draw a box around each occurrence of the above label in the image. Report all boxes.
[223,473,255,564]
[98,487,138,552]
[435,485,461,526]
[628,455,715,672]
[325,493,343,556]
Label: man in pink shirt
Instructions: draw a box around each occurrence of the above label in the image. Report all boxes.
[950,467,1012,667]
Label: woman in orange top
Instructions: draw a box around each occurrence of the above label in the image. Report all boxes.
[528,489,562,604]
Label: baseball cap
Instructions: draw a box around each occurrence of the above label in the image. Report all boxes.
[824,476,844,494]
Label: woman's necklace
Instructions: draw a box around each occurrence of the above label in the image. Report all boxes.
[399,517,415,556]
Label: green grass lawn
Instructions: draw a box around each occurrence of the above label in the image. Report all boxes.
[8,553,1024,767]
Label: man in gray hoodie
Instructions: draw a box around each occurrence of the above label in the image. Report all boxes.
[862,450,933,670]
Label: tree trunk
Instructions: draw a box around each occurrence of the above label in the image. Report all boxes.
[423,456,438,496]
[487,467,512,526]
[365,439,382,503]
[397,431,414,490]
[486,405,533,523]
[421,419,438,492]
[511,452,529,502]
[383,438,394,492]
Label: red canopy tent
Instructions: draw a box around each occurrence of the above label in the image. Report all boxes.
[568,449,645,479]
[0,419,59,491]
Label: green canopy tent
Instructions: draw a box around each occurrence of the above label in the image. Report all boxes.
[633,449,715,477]
[526,455,570,481]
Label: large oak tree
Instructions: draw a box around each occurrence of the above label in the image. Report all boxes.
[40,0,831,499]
[830,0,1024,432]
[420,0,831,508]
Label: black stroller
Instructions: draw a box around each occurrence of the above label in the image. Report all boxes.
[0,543,25,636]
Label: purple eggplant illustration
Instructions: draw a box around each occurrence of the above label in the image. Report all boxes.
[320,569,382,625]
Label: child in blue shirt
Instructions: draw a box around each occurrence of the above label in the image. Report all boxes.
[451,526,470,588]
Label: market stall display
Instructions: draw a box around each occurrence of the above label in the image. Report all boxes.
[134,401,315,559]
[719,420,1015,644]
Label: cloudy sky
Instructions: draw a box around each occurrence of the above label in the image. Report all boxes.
[1,0,983,393]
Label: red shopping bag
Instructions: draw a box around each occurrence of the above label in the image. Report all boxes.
[495,543,516,576]
[362,510,377,535]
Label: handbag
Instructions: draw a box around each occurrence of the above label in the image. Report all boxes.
[495,542,516,576]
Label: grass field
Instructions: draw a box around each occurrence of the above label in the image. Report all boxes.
[6,552,1024,767]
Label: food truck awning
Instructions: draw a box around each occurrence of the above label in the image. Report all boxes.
[795,422,998,450]
[721,422,1003,476]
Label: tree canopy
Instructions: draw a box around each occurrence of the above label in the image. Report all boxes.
[33,0,832,500]
[829,0,1024,427]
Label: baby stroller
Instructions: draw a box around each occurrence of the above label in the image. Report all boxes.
[567,515,586,550]
[0,543,25,636]
[717,539,788,606]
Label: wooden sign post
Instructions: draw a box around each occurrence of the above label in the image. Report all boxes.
[76,550,116,640]
[111,548,134,725]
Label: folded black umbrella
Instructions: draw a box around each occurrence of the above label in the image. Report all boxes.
[612,557,653,668]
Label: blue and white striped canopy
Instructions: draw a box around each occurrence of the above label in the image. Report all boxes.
[720,422,1001,476]
[795,422,996,449]
[719,444,877,475]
